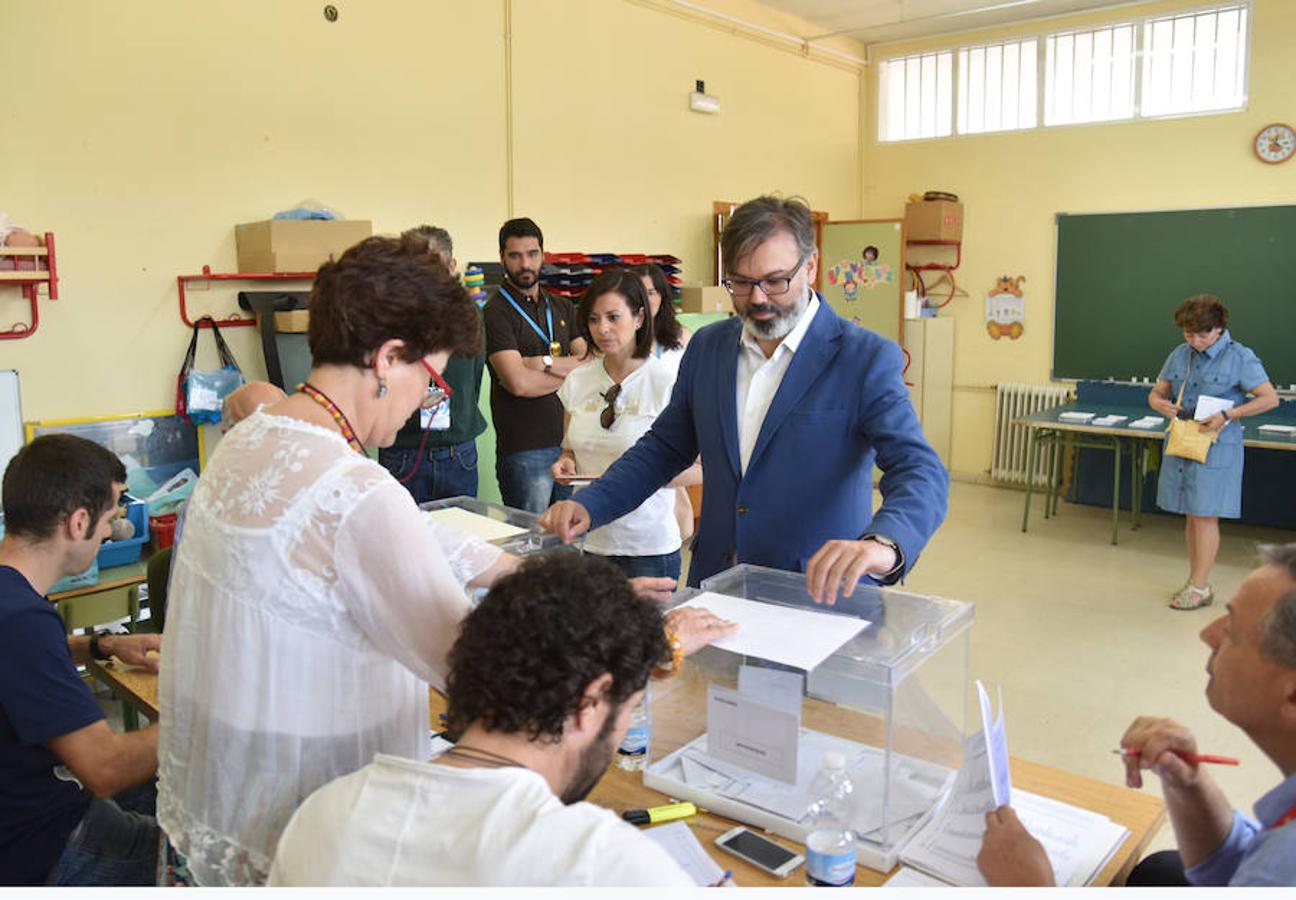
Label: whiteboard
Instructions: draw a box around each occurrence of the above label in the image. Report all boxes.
[0,370,21,478]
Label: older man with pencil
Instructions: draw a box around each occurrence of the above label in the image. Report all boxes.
[977,544,1296,887]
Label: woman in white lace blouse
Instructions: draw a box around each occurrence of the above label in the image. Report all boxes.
[157,236,514,885]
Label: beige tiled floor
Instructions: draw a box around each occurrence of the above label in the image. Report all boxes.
[902,480,1291,852]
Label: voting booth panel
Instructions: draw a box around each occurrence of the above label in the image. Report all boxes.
[645,565,972,872]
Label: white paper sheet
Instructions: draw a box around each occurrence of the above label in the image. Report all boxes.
[677,592,868,671]
[976,682,1011,807]
[641,821,727,887]
[1194,393,1235,421]
[425,506,528,542]
[1091,414,1128,427]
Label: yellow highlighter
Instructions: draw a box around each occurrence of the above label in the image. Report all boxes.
[621,801,698,826]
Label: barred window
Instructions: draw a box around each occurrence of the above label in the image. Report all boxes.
[1141,4,1248,117]
[958,39,1038,135]
[878,51,953,142]
[1045,24,1137,126]
[876,2,1249,141]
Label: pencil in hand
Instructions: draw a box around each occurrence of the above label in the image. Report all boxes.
[1113,748,1239,766]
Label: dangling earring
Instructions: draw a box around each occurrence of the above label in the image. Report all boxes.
[377,380,388,399]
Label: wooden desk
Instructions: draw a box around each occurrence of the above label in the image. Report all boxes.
[50,560,148,632]
[91,670,1164,887]
[88,658,159,723]
[1017,403,1296,544]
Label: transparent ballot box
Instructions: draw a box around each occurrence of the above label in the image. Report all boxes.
[419,495,580,556]
[645,565,973,872]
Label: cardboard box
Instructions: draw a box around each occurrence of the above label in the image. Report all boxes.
[235,219,373,273]
[273,309,310,333]
[904,200,963,242]
[678,285,731,314]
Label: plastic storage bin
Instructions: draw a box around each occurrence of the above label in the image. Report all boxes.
[644,565,973,872]
[419,495,581,557]
[96,495,150,568]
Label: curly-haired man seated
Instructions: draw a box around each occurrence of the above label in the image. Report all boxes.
[268,552,736,886]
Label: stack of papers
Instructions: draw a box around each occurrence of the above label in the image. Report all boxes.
[892,681,1129,887]
[1091,414,1128,427]
[1057,411,1095,423]
[1258,423,1296,436]
[1129,416,1165,429]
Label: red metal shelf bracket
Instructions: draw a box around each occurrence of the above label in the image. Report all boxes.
[177,266,317,328]
[0,232,59,340]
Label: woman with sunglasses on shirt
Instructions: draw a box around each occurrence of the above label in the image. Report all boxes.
[552,269,701,581]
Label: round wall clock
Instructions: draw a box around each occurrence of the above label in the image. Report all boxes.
[1253,123,1295,164]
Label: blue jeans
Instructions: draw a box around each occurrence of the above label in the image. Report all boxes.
[379,439,479,504]
[598,550,682,581]
[44,782,159,886]
[496,446,572,513]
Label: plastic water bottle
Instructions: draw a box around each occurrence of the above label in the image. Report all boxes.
[804,752,857,887]
[616,699,650,771]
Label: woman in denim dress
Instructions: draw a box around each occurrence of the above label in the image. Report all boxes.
[1148,295,1279,610]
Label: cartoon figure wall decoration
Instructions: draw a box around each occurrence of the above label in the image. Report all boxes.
[985,275,1026,340]
[827,244,894,305]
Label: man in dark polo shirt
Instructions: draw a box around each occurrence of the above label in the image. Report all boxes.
[483,217,587,512]
[0,435,162,885]
[378,225,489,503]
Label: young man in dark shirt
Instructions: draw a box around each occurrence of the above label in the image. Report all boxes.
[482,217,587,512]
[0,435,161,885]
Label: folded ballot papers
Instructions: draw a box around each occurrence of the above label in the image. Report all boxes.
[1129,415,1165,429]
[887,681,1129,888]
[1091,414,1128,427]
[1056,411,1095,423]
[1258,423,1296,436]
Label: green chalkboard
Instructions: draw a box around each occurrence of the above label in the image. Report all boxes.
[1053,206,1296,388]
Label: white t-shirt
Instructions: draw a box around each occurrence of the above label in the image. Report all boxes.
[268,754,695,887]
[158,412,501,886]
[559,358,681,556]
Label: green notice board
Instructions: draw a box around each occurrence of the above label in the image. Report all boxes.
[1053,206,1296,388]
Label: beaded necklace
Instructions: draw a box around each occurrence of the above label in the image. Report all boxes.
[298,382,365,456]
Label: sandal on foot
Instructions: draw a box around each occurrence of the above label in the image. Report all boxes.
[1170,583,1214,610]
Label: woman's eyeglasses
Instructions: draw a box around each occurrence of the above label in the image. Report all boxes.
[600,383,622,429]
[420,359,454,409]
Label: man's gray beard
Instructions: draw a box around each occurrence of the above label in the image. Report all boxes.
[741,286,810,341]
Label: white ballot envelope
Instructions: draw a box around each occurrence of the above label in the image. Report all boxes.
[706,684,799,785]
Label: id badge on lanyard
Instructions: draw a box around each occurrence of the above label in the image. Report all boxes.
[420,399,451,431]
[501,288,562,357]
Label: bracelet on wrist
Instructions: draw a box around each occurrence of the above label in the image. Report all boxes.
[653,624,684,679]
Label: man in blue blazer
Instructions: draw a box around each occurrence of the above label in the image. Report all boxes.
[541,196,948,602]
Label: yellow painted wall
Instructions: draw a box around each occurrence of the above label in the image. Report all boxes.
[861,0,1296,478]
[0,0,862,428]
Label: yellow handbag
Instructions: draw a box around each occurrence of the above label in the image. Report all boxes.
[1164,357,1217,464]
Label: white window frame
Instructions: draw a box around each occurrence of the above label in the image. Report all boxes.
[957,37,1040,136]
[874,0,1250,143]
[877,50,954,143]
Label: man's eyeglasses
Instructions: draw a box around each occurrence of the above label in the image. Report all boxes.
[600,383,622,430]
[721,256,807,299]
[420,359,454,409]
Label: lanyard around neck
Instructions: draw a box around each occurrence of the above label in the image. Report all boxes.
[499,287,554,347]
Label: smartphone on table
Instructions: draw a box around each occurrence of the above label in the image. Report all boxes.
[715,826,804,879]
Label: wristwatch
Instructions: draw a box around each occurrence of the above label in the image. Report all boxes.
[542,354,554,374]
[88,631,112,660]
[861,532,905,583]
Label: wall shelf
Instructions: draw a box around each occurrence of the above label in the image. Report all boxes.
[0,232,59,340]
[177,265,315,328]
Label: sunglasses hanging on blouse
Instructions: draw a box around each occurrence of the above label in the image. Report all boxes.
[600,383,622,430]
